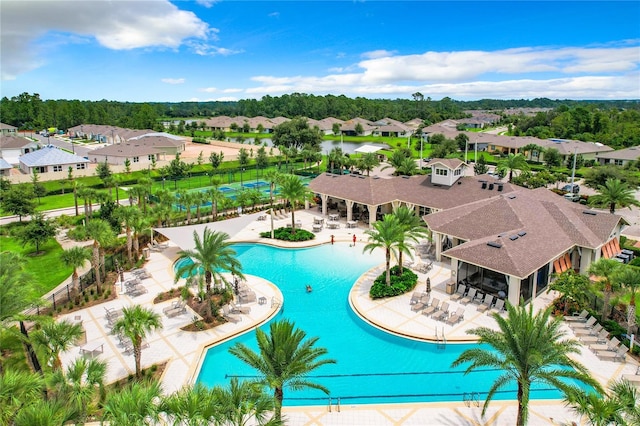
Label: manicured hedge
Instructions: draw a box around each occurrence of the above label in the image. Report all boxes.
[259,227,315,242]
[369,265,418,299]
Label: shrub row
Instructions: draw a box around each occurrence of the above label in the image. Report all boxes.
[369,265,418,299]
[259,227,315,242]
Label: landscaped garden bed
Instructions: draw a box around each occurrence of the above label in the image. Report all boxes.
[370,266,418,299]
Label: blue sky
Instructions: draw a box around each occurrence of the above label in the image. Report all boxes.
[1,1,639,102]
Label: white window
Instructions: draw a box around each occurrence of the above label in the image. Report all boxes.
[435,168,448,176]
[76,163,86,170]
[53,165,62,172]
[148,154,155,161]
[614,159,623,166]
[133,156,139,163]
[454,169,461,176]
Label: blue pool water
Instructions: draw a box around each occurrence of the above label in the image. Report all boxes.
[191,244,583,406]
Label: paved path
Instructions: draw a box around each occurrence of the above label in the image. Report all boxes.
[53,209,640,425]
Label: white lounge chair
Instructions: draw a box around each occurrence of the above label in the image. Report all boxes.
[410,291,424,305]
[446,307,465,325]
[574,323,603,337]
[590,336,620,353]
[422,298,441,317]
[460,288,477,305]
[222,305,242,324]
[476,295,494,313]
[231,301,251,314]
[432,302,450,322]
[491,299,505,314]
[596,345,628,362]
[580,328,609,345]
[564,309,589,322]
[570,316,597,330]
[411,295,430,312]
[450,284,467,302]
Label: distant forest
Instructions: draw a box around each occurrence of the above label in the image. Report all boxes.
[1,92,639,148]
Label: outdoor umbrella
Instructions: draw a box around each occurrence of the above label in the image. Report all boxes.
[426,277,431,294]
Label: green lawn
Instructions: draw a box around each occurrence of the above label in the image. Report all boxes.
[1,236,73,298]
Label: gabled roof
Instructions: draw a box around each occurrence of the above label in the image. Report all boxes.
[426,158,466,170]
[0,135,37,149]
[0,122,17,131]
[426,188,625,279]
[90,143,163,157]
[596,146,640,161]
[0,158,11,170]
[20,145,89,167]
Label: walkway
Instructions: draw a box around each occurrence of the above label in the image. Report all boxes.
[56,208,639,425]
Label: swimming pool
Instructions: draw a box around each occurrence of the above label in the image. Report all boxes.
[192,243,582,406]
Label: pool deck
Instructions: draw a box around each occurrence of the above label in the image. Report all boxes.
[59,209,640,425]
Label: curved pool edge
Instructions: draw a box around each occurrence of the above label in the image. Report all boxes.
[349,266,480,344]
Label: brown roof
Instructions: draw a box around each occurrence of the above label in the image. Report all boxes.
[90,143,163,157]
[0,135,36,149]
[596,146,640,161]
[426,158,466,170]
[426,188,624,279]
[308,173,516,210]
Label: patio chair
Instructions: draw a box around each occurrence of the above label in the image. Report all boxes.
[222,305,242,324]
[491,299,505,314]
[622,368,640,385]
[596,345,628,362]
[79,343,104,358]
[163,301,187,318]
[569,316,597,330]
[476,295,494,313]
[472,291,485,304]
[410,291,424,305]
[580,328,609,345]
[104,307,123,320]
[422,298,441,317]
[563,309,589,323]
[238,290,257,304]
[460,288,477,305]
[446,307,465,325]
[432,301,450,322]
[411,294,430,312]
[574,323,603,337]
[127,284,147,297]
[450,284,467,301]
[589,336,620,353]
[231,301,251,314]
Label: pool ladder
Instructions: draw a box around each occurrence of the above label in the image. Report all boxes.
[463,392,480,407]
[327,397,341,413]
[435,327,447,350]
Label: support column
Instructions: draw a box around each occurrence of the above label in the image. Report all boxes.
[507,276,521,306]
[346,200,354,222]
[434,231,443,261]
[304,199,309,209]
[580,248,593,275]
[391,200,401,211]
[321,194,328,216]
[367,205,377,228]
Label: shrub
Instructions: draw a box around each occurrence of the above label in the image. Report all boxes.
[370,266,418,299]
[259,227,315,242]
[602,319,626,338]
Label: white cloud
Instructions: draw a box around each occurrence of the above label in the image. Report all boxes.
[199,87,218,93]
[361,49,396,59]
[195,0,218,8]
[187,41,243,56]
[268,12,280,18]
[161,78,185,84]
[1,0,213,79]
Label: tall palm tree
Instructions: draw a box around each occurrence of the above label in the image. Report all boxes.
[161,383,222,425]
[0,370,44,425]
[31,320,83,371]
[212,377,282,426]
[393,206,429,274]
[613,265,640,335]
[327,147,345,173]
[264,169,282,239]
[130,214,150,259]
[112,306,162,379]
[497,153,529,182]
[357,152,380,176]
[205,186,225,222]
[175,229,243,296]
[363,214,404,286]
[382,149,409,173]
[86,219,114,294]
[47,356,107,424]
[278,174,311,233]
[589,178,640,214]
[178,190,195,225]
[565,378,640,426]
[396,156,418,176]
[115,205,141,265]
[588,258,622,320]
[60,246,91,291]
[229,319,336,422]
[102,380,163,425]
[451,302,600,426]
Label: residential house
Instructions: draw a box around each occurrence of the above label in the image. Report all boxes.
[19,145,89,175]
[88,143,164,166]
[596,146,640,167]
[372,118,411,137]
[0,122,18,135]
[0,157,12,176]
[0,135,40,165]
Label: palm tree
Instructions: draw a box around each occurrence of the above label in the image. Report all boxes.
[589,178,640,214]
[112,305,162,379]
[278,174,311,233]
[13,398,72,426]
[588,258,622,320]
[565,378,640,426]
[357,152,380,176]
[130,214,150,259]
[451,302,600,426]
[393,206,429,274]
[161,383,222,425]
[0,370,44,425]
[178,190,195,225]
[47,357,107,424]
[31,320,83,371]
[547,270,591,315]
[102,380,163,425]
[86,219,114,294]
[59,246,91,292]
[205,185,225,222]
[396,156,418,176]
[363,214,404,286]
[212,377,282,426]
[175,229,243,296]
[613,265,640,335]
[327,147,345,173]
[521,143,544,161]
[382,149,408,173]
[115,205,141,265]
[264,169,282,239]
[497,153,529,182]
[229,319,336,422]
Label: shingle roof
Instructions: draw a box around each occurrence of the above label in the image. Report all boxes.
[19,145,89,167]
[0,135,36,149]
[426,188,624,279]
[90,143,163,157]
[0,122,17,130]
[596,146,640,161]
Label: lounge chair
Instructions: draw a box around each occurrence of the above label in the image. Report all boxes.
[222,305,242,324]
[446,307,465,325]
[231,301,251,314]
[410,291,424,305]
[563,309,589,322]
[104,307,123,319]
[460,288,477,305]
[570,316,597,330]
[127,284,147,297]
[491,299,505,314]
[411,294,430,312]
[596,345,628,362]
[163,301,187,318]
[79,343,104,358]
[238,290,257,304]
[590,336,620,353]
[432,302,450,322]
[450,284,467,301]
[580,328,609,345]
[476,295,494,313]
[574,323,603,337]
[622,368,640,385]
[422,298,441,317]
